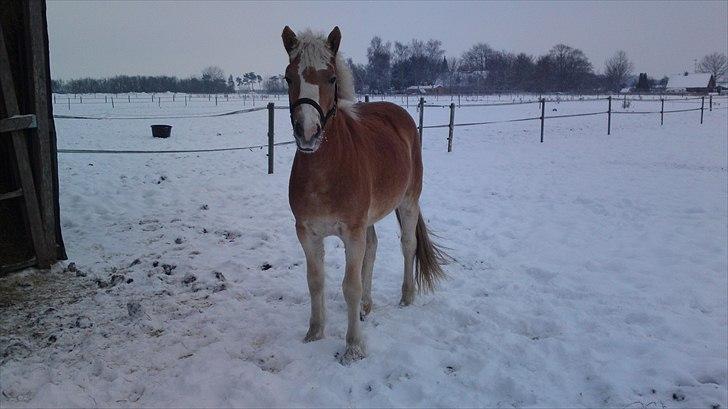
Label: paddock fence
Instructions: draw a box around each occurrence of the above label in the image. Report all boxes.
[52,93,728,174]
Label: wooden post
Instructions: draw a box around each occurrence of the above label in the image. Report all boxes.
[709,95,712,111]
[406,94,409,108]
[607,96,612,135]
[184,95,187,107]
[700,96,704,124]
[458,93,461,107]
[267,102,275,174]
[128,95,131,103]
[417,97,425,144]
[111,97,114,108]
[365,95,370,103]
[0,22,52,267]
[447,103,455,152]
[104,95,107,103]
[27,0,61,260]
[67,97,70,110]
[660,99,664,125]
[540,98,545,143]
[79,95,82,104]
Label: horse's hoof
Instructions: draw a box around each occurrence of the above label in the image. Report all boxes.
[303,327,324,343]
[399,295,414,307]
[339,343,366,365]
[359,302,372,320]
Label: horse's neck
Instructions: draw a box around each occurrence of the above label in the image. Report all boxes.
[300,112,354,167]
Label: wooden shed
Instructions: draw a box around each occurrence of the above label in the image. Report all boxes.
[1,0,66,273]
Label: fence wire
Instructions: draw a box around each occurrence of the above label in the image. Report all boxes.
[54,106,268,120]
[58,140,296,154]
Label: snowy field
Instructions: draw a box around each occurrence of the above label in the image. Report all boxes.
[1,94,726,408]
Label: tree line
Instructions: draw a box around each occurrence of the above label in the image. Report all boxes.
[351,37,726,94]
[51,66,265,94]
[52,42,726,95]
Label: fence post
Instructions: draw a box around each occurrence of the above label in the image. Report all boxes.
[660,99,664,125]
[128,95,131,103]
[458,93,461,107]
[365,95,370,103]
[67,97,70,110]
[267,102,275,174]
[447,102,455,152]
[607,96,612,135]
[158,98,161,108]
[709,94,712,111]
[111,97,114,108]
[540,98,545,143]
[700,96,704,124]
[105,95,107,103]
[418,97,425,144]
[79,95,82,104]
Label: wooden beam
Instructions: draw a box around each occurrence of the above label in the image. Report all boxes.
[0,19,52,268]
[28,0,58,261]
[0,114,37,133]
[0,189,23,201]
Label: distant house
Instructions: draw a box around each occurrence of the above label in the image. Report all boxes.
[716,80,728,94]
[665,73,715,94]
[405,84,445,95]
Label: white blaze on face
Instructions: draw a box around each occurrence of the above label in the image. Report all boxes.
[297,63,320,141]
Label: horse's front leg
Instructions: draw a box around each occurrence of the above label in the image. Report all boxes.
[340,226,367,364]
[296,224,325,342]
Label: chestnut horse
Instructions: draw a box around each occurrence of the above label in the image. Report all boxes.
[282,26,448,363]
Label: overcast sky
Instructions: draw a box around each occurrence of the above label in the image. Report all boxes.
[47,1,728,80]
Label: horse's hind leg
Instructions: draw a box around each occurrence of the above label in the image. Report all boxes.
[360,225,377,318]
[396,200,420,306]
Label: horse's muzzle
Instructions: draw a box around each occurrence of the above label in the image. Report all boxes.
[294,122,322,153]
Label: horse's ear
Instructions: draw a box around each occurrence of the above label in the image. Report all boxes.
[327,26,341,55]
[282,26,298,54]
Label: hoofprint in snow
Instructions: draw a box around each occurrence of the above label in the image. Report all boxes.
[1,94,726,408]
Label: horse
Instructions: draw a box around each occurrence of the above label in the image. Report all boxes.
[282,26,449,364]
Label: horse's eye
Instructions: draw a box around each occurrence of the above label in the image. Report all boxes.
[329,76,337,84]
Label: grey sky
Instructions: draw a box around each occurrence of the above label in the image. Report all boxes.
[47,1,728,80]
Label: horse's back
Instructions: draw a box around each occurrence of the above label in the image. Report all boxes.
[351,101,423,219]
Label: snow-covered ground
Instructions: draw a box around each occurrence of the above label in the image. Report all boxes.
[1,94,726,408]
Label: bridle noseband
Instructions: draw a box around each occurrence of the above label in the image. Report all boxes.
[289,83,338,130]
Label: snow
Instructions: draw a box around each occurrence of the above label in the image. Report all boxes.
[666,73,713,90]
[1,94,726,408]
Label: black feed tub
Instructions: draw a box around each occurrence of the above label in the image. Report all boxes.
[151,125,172,138]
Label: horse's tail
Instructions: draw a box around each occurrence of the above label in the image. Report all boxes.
[414,212,450,293]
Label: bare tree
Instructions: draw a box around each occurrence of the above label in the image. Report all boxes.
[697,52,727,82]
[201,66,225,82]
[605,50,634,91]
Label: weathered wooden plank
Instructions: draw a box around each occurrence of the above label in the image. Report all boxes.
[0,19,52,268]
[0,189,23,201]
[27,0,58,259]
[0,114,37,133]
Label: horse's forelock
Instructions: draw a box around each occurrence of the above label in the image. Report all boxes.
[289,29,358,119]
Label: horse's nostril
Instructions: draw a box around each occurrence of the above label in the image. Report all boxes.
[294,122,304,136]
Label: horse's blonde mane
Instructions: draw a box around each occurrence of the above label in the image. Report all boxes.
[292,29,358,118]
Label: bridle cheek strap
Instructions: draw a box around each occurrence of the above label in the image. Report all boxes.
[289,83,338,129]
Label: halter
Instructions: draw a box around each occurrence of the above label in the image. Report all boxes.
[289,83,338,130]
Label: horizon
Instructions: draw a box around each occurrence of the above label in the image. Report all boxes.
[47,1,727,81]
